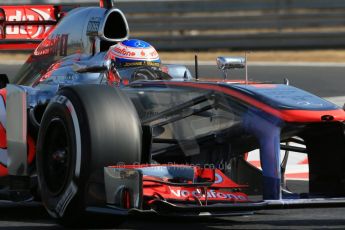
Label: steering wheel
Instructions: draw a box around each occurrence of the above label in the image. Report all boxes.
[131,67,172,82]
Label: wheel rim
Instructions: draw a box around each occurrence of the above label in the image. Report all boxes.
[42,118,72,196]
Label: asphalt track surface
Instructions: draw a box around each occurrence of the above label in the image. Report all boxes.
[0,63,345,229]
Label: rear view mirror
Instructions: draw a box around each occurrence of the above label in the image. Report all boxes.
[217,56,246,70]
[216,56,246,80]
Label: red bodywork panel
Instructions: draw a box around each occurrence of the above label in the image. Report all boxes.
[0,5,59,50]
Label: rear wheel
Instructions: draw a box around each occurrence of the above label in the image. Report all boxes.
[36,85,142,227]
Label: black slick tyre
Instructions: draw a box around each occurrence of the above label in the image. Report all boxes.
[36,85,142,227]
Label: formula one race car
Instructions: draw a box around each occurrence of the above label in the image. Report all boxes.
[0,0,345,228]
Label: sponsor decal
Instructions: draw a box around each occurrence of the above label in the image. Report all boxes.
[121,61,160,68]
[134,40,147,48]
[113,46,136,57]
[3,7,56,39]
[86,17,101,36]
[150,50,158,58]
[170,188,248,201]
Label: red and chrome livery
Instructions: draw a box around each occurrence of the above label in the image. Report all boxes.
[0,0,344,228]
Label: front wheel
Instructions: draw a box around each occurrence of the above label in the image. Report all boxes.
[36,85,142,227]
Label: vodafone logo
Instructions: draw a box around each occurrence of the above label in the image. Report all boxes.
[113,46,135,57]
[5,7,55,39]
[170,189,248,201]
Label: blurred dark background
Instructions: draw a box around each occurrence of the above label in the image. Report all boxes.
[2,0,345,51]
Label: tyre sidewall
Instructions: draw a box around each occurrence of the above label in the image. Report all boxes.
[36,94,87,218]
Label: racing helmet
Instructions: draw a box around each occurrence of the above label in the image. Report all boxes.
[106,39,161,68]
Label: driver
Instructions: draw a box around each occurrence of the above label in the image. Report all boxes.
[105,39,171,85]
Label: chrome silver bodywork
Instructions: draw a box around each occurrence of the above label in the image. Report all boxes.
[6,84,28,176]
